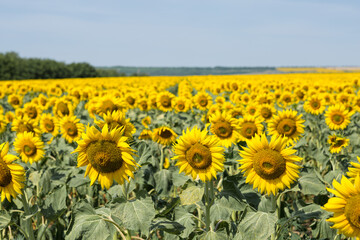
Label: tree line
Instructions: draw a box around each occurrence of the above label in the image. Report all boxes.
[0,52,147,80]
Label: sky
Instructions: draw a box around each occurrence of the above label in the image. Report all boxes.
[1,0,360,67]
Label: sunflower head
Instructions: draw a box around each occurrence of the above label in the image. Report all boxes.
[58,115,84,143]
[238,115,263,142]
[73,125,139,189]
[152,126,178,146]
[209,111,241,148]
[139,129,153,140]
[156,91,175,112]
[325,104,352,130]
[173,126,225,182]
[14,132,45,164]
[238,133,302,195]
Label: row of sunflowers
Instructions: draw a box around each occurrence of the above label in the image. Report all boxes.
[1,72,360,239]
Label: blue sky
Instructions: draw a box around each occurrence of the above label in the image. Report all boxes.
[1,0,359,67]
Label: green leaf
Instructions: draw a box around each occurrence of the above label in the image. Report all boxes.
[312,218,336,239]
[68,175,90,188]
[202,230,229,240]
[210,197,246,222]
[0,210,11,230]
[298,171,326,195]
[174,206,195,238]
[41,185,67,220]
[113,197,156,235]
[180,185,204,206]
[151,218,185,235]
[172,171,191,187]
[66,203,117,240]
[238,211,277,240]
[154,169,172,195]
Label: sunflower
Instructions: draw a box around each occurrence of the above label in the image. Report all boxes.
[53,98,74,118]
[268,109,305,146]
[95,110,135,139]
[4,111,14,123]
[238,133,302,195]
[325,104,353,130]
[38,94,50,110]
[193,91,213,111]
[7,94,22,109]
[258,104,276,122]
[238,115,264,142]
[209,111,241,148]
[58,115,84,143]
[139,129,153,140]
[124,93,137,109]
[328,135,349,154]
[346,157,360,181]
[173,126,225,182]
[14,132,45,164]
[11,116,41,136]
[141,116,151,129]
[0,142,25,202]
[322,175,360,238]
[152,126,178,146]
[303,96,326,115]
[156,91,175,112]
[137,98,150,111]
[23,102,42,121]
[96,96,127,115]
[172,97,192,113]
[227,106,244,119]
[39,113,59,136]
[72,124,139,189]
[0,116,7,134]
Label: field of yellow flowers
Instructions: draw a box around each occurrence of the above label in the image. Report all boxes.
[1,72,360,239]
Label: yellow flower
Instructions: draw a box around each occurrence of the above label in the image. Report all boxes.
[39,113,59,136]
[0,115,7,134]
[5,111,15,123]
[209,111,241,148]
[152,126,178,146]
[322,175,360,238]
[0,142,25,202]
[238,133,302,195]
[156,91,175,112]
[268,109,305,146]
[258,104,276,122]
[163,157,170,169]
[73,125,139,189]
[23,102,42,121]
[139,129,153,140]
[95,110,135,139]
[53,98,74,118]
[58,115,84,143]
[137,98,150,111]
[238,115,264,141]
[96,96,127,115]
[11,116,41,136]
[303,95,326,115]
[173,126,225,182]
[325,104,353,130]
[172,97,192,113]
[14,132,45,164]
[7,94,23,109]
[141,116,151,129]
[346,157,360,181]
[328,135,349,154]
[193,91,213,111]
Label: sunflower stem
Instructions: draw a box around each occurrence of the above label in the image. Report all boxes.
[159,145,165,171]
[20,190,35,240]
[204,181,213,232]
[122,181,130,200]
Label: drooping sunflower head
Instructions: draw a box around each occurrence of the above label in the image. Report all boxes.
[328,135,349,154]
[322,175,360,238]
[39,113,59,135]
[0,142,25,202]
[325,104,353,130]
[58,115,84,143]
[268,109,305,146]
[139,129,153,140]
[152,126,178,146]
[237,115,264,142]
[156,91,175,112]
[14,132,45,165]
[173,126,225,182]
[95,110,135,139]
[73,124,139,189]
[209,111,241,148]
[141,116,151,129]
[238,133,302,195]
[193,91,213,110]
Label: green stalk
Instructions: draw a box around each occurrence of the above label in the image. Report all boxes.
[159,145,165,170]
[20,190,35,240]
[122,181,130,200]
[204,181,214,232]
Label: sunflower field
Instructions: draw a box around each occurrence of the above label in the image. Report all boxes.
[1,73,360,240]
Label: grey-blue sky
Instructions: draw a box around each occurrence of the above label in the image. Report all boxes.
[1,0,359,67]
